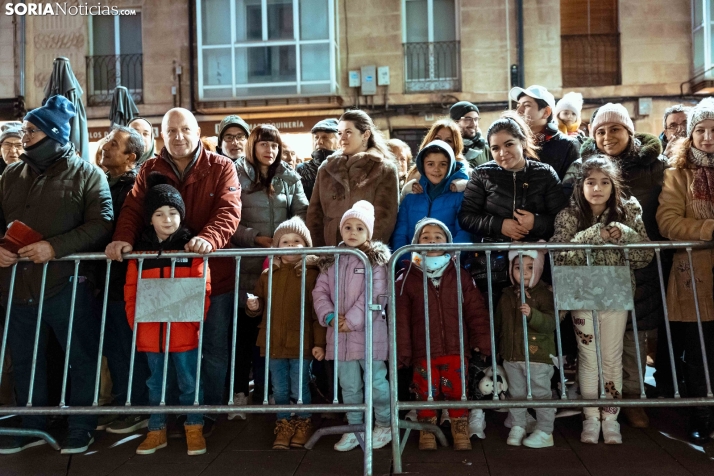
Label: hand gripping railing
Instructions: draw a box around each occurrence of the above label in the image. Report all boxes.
[0,247,377,476]
[387,241,714,474]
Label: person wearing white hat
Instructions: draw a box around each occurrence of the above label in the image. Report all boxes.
[554,92,584,140]
[510,85,581,192]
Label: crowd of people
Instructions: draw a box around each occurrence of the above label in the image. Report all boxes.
[0,83,712,459]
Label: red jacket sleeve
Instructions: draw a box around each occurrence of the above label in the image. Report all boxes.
[124,260,138,329]
[196,161,241,251]
[113,166,150,245]
[462,270,492,356]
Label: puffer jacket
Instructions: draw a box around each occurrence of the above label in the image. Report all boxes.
[395,258,490,368]
[538,123,581,183]
[312,242,390,361]
[125,227,211,353]
[105,169,137,302]
[458,159,567,242]
[306,148,399,247]
[296,148,333,201]
[550,196,654,291]
[580,133,671,330]
[246,257,326,359]
[391,161,471,250]
[231,157,308,304]
[495,281,556,364]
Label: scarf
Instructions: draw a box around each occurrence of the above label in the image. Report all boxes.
[412,253,451,287]
[21,137,71,175]
[688,147,714,220]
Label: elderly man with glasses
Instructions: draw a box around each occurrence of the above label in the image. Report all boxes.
[0,123,24,174]
[660,104,692,157]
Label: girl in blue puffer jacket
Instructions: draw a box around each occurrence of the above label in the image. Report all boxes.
[391,140,472,251]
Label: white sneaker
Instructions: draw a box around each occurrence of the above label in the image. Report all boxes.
[581,418,600,444]
[523,430,554,448]
[334,432,362,452]
[440,409,451,425]
[227,392,248,420]
[372,426,392,449]
[506,426,526,446]
[405,409,418,421]
[468,409,486,439]
[602,420,622,444]
[504,412,537,433]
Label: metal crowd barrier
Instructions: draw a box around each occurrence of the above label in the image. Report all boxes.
[387,241,714,474]
[0,248,378,476]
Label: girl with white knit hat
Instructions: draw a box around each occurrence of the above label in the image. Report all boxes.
[555,92,584,139]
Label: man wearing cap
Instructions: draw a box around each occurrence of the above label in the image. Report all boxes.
[216,114,250,163]
[297,118,338,201]
[449,101,492,168]
[510,85,580,188]
[0,95,114,455]
[0,123,23,175]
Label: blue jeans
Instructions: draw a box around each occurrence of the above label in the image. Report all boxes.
[145,349,203,430]
[269,358,311,420]
[202,292,233,406]
[7,281,99,432]
[103,300,150,405]
[338,360,391,427]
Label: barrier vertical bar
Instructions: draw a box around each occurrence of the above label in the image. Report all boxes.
[486,250,498,400]
[0,264,17,394]
[297,256,307,404]
[59,260,80,406]
[686,248,713,397]
[421,251,433,401]
[228,257,241,404]
[363,250,374,476]
[454,251,466,400]
[332,254,340,404]
[264,254,274,404]
[623,249,646,398]
[93,260,112,405]
[518,251,533,400]
[159,258,176,406]
[655,248,680,398]
[548,252,567,399]
[126,258,144,406]
[585,249,607,399]
[27,263,49,406]
[388,253,402,474]
[194,258,209,405]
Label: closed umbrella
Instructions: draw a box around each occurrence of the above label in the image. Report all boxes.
[109,86,139,128]
[43,57,89,161]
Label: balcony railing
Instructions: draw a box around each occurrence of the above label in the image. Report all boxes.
[561,34,621,87]
[403,41,460,93]
[85,54,143,106]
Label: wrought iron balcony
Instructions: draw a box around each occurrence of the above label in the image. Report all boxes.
[403,41,460,93]
[561,34,621,87]
[85,54,143,106]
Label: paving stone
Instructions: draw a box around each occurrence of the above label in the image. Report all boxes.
[200,449,304,476]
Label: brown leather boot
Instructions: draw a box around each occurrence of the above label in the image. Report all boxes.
[136,429,167,455]
[622,394,649,428]
[451,417,472,451]
[184,424,206,456]
[273,419,295,450]
[290,418,313,448]
[418,417,437,451]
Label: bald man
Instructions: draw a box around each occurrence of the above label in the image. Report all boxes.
[106,108,241,435]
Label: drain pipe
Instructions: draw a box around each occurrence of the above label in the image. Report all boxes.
[516,0,524,88]
[505,0,511,107]
[188,0,196,111]
[17,1,26,98]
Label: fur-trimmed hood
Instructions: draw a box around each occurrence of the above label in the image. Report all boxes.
[581,132,663,169]
[317,241,391,272]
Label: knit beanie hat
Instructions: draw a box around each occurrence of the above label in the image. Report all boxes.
[272,216,312,248]
[555,92,584,118]
[0,123,22,144]
[687,97,714,138]
[508,248,545,288]
[340,200,375,239]
[144,172,186,223]
[24,95,76,145]
[411,217,453,245]
[311,118,339,134]
[218,114,250,143]
[449,101,479,121]
[590,103,634,137]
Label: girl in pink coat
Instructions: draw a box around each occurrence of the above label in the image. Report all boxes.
[313,201,392,452]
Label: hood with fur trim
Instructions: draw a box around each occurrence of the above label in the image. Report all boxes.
[317,241,391,273]
[508,248,546,288]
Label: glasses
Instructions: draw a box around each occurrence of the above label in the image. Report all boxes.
[20,128,42,138]
[665,122,686,131]
[459,117,480,125]
[223,134,246,143]
[1,143,22,151]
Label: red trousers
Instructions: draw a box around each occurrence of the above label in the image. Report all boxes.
[412,355,467,419]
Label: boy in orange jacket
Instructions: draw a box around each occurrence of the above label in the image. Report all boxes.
[125,173,211,456]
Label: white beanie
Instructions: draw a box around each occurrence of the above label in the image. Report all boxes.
[687,97,714,138]
[340,200,375,239]
[554,92,584,118]
[590,103,635,138]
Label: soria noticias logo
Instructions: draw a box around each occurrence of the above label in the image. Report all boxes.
[5,3,137,16]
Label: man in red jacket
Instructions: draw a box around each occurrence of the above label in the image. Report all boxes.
[106,108,241,435]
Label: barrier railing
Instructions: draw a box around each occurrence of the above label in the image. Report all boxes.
[0,247,377,475]
[387,241,714,474]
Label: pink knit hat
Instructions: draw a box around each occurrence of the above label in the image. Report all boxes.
[590,103,635,138]
[340,200,375,239]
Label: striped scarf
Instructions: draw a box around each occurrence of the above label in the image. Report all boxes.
[688,147,714,220]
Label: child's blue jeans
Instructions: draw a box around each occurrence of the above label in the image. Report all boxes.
[269,358,311,420]
[145,349,203,431]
